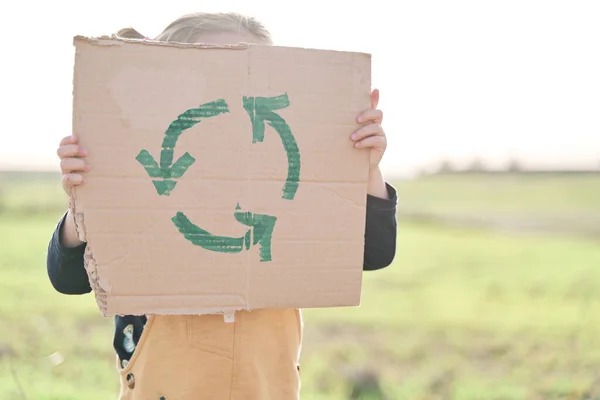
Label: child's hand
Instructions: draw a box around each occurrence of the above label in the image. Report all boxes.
[57,135,89,196]
[350,89,387,169]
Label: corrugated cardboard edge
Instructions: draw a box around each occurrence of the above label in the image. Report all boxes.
[70,37,110,316]
[74,34,251,50]
[72,35,372,58]
[68,190,110,316]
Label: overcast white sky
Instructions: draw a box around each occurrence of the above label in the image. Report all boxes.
[1,0,598,176]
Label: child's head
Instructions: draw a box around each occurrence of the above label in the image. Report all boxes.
[116,12,272,46]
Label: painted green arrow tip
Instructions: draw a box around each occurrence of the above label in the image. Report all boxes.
[168,152,196,179]
[136,149,162,178]
[233,203,254,226]
[152,179,176,196]
[251,213,277,262]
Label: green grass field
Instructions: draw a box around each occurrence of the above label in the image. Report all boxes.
[394,172,600,217]
[1,171,599,399]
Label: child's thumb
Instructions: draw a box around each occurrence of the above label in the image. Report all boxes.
[370,89,380,109]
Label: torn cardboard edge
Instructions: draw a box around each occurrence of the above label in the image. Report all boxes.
[73,35,371,58]
[74,34,251,50]
[69,190,109,314]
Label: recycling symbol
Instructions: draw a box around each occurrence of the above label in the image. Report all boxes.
[135,93,300,262]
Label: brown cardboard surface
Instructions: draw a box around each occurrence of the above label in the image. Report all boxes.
[71,35,371,317]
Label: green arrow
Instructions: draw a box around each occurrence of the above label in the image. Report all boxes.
[136,99,229,195]
[171,204,277,262]
[242,93,300,200]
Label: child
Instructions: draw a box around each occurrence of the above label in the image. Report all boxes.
[47,12,397,400]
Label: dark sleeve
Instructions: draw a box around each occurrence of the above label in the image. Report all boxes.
[46,212,92,295]
[363,183,398,271]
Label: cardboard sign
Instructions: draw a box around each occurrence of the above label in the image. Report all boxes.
[71,36,371,317]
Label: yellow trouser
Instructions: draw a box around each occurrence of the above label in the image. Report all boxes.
[117,309,302,400]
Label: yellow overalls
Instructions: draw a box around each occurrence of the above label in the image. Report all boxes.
[117,309,302,400]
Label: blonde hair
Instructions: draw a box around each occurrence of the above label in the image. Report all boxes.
[116,12,272,44]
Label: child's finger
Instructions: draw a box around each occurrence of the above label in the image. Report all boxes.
[57,144,87,159]
[62,173,86,188]
[371,88,380,109]
[59,135,78,146]
[356,109,383,124]
[351,123,382,142]
[354,134,387,149]
[60,157,89,174]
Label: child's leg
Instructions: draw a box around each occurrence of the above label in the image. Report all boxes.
[117,314,234,399]
[228,309,302,400]
[117,309,302,400]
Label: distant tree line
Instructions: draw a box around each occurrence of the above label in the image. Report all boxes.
[419,157,600,176]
